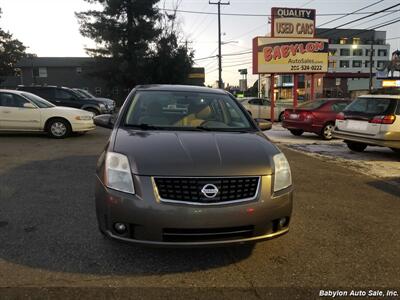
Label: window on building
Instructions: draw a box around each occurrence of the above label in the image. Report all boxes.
[76,67,82,74]
[353,49,363,56]
[339,38,348,45]
[352,38,361,45]
[95,87,102,95]
[366,49,375,57]
[340,49,350,56]
[352,60,362,68]
[112,87,119,95]
[340,60,350,68]
[378,49,387,57]
[365,61,375,68]
[38,67,47,78]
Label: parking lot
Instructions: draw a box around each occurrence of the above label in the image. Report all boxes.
[0,128,399,298]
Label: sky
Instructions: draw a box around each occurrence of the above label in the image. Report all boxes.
[0,0,399,87]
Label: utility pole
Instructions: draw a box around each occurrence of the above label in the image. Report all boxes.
[209,0,230,89]
[369,40,374,93]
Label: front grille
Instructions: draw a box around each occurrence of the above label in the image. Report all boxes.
[154,177,260,204]
[163,225,254,242]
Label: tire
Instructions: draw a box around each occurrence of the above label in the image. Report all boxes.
[289,129,304,136]
[46,118,71,139]
[84,107,100,116]
[346,141,367,152]
[321,123,335,140]
[278,112,285,122]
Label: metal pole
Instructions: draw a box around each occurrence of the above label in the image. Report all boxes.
[218,3,222,89]
[293,74,298,108]
[369,40,374,93]
[310,74,315,101]
[270,74,275,123]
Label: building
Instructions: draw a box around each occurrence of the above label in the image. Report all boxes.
[1,57,206,103]
[317,28,390,98]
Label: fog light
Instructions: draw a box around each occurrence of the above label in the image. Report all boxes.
[279,217,288,228]
[114,223,127,234]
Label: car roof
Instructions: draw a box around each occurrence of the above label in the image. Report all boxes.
[135,84,227,95]
[0,89,25,95]
[358,94,400,99]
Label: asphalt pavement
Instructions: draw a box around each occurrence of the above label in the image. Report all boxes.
[0,128,399,299]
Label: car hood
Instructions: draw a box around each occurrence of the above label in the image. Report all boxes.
[48,106,92,115]
[113,129,280,176]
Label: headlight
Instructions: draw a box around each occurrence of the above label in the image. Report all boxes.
[105,152,135,194]
[75,115,92,120]
[99,103,106,108]
[273,153,292,192]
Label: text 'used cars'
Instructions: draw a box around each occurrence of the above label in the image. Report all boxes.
[94,85,293,247]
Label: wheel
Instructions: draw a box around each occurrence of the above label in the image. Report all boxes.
[278,112,285,122]
[321,123,334,140]
[85,108,100,116]
[289,129,304,136]
[47,118,71,139]
[346,141,367,152]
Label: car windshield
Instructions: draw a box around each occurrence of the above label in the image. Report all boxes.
[344,97,396,115]
[74,89,89,98]
[298,99,327,109]
[124,91,254,131]
[78,89,95,98]
[21,92,55,108]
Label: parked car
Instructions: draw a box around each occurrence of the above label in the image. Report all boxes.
[73,88,116,110]
[17,85,115,115]
[282,99,351,140]
[333,94,400,153]
[238,97,293,122]
[0,89,95,138]
[93,85,293,247]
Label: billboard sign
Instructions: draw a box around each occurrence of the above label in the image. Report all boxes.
[253,37,329,74]
[271,7,316,38]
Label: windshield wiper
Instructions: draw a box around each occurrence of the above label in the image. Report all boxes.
[125,123,162,130]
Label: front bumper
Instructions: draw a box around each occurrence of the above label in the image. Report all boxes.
[333,130,400,149]
[71,121,96,132]
[95,175,293,247]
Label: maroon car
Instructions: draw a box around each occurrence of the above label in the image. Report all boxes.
[282,99,351,140]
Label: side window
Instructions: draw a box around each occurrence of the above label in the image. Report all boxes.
[248,99,262,105]
[56,89,75,100]
[262,99,271,106]
[332,102,349,112]
[0,93,29,108]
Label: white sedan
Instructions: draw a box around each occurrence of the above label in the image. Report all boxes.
[238,97,294,122]
[0,89,95,138]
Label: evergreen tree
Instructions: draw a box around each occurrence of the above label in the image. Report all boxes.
[76,0,193,89]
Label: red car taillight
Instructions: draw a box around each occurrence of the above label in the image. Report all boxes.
[300,111,314,120]
[336,112,345,120]
[369,114,396,124]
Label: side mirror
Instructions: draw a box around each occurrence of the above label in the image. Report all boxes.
[94,114,114,129]
[23,102,36,109]
[255,118,272,131]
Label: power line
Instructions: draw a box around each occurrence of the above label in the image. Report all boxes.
[351,9,400,28]
[318,0,384,27]
[319,3,400,35]
[159,7,400,17]
[366,16,400,30]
